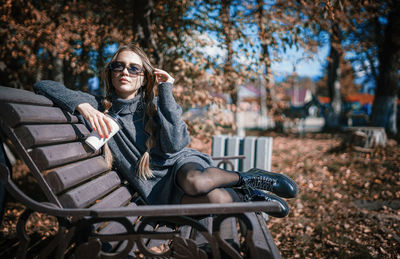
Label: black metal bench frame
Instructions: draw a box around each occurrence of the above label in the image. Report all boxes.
[0,85,282,259]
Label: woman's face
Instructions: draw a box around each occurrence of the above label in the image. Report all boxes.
[111,50,145,100]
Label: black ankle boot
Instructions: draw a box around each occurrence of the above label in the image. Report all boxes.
[236,187,290,218]
[239,168,298,198]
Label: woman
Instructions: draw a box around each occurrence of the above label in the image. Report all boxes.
[34,43,297,217]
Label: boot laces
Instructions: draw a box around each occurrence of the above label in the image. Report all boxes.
[252,176,276,190]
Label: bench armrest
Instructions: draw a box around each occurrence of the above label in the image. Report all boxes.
[0,163,282,219]
[212,155,246,170]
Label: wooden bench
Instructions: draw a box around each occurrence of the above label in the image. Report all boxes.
[0,85,283,259]
[212,135,273,171]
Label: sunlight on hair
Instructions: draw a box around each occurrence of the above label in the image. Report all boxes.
[138,151,154,180]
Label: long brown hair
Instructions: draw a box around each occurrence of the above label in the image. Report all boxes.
[102,43,157,180]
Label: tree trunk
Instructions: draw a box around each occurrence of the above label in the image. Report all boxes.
[79,44,90,92]
[51,54,64,84]
[256,0,272,129]
[221,0,240,135]
[63,59,74,90]
[97,41,105,95]
[370,1,400,135]
[221,0,235,100]
[325,24,342,130]
[132,0,161,66]
[371,96,397,134]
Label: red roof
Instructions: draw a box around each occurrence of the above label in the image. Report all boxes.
[318,93,376,105]
[345,93,374,105]
[318,96,330,104]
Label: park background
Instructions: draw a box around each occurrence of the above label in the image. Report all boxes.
[0,0,399,258]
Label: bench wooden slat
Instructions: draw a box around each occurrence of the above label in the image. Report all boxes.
[0,86,53,106]
[146,225,175,250]
[244,212,281,258]
[0,103,78,127]
[136,221,175,254]
[219,217,239,245]
[243,137,256,171]
[255,213,281,258]
[45,156,110,194]
[58,171,121,208]
[178,225,192,240]
[99,203,139,253]
[15,124,90,149]
[227,136,241,170]
[90,187,134,231]
[212,135,227,169]
[192,216,213,246]
[256,137,273,171]
[98,203,138,235]
[216,217,242,258]
[90,187,132,209]
[30,142,95,170]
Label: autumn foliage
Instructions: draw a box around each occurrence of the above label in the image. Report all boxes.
[0,1,399,257]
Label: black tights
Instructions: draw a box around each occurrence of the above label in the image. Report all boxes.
[176,162,241,204]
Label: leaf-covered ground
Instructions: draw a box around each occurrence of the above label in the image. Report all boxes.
[264,133,400,258]
[0,133,399,258]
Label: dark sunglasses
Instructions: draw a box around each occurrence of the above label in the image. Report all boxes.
[109,61,144,76]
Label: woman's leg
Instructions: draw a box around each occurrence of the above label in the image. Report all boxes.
[177,163,292,217]
[176,162,240,197]
[176,161,298,202]
[180,188,238,204]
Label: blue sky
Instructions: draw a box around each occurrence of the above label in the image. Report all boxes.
[197,29,330,83]
[271,44,329,80]
[89,34,330,91]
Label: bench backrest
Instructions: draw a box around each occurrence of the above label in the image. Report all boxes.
[212,135,273,171]
[0,86,137,211]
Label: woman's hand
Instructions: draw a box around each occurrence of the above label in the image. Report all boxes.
[76,103,113,138]
[154,68,175,85]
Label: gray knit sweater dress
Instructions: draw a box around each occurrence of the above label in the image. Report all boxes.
[34,80,214,205]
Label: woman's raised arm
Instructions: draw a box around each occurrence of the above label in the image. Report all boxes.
[34,80,113,138]
[154,69,190,153]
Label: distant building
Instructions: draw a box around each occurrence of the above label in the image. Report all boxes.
[286,88,312,107]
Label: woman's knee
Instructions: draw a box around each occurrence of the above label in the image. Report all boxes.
[181,170,214,196]
[206,189,233,203]
[178,170,216,196]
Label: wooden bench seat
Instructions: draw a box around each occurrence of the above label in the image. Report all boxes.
[0,85,282,258]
